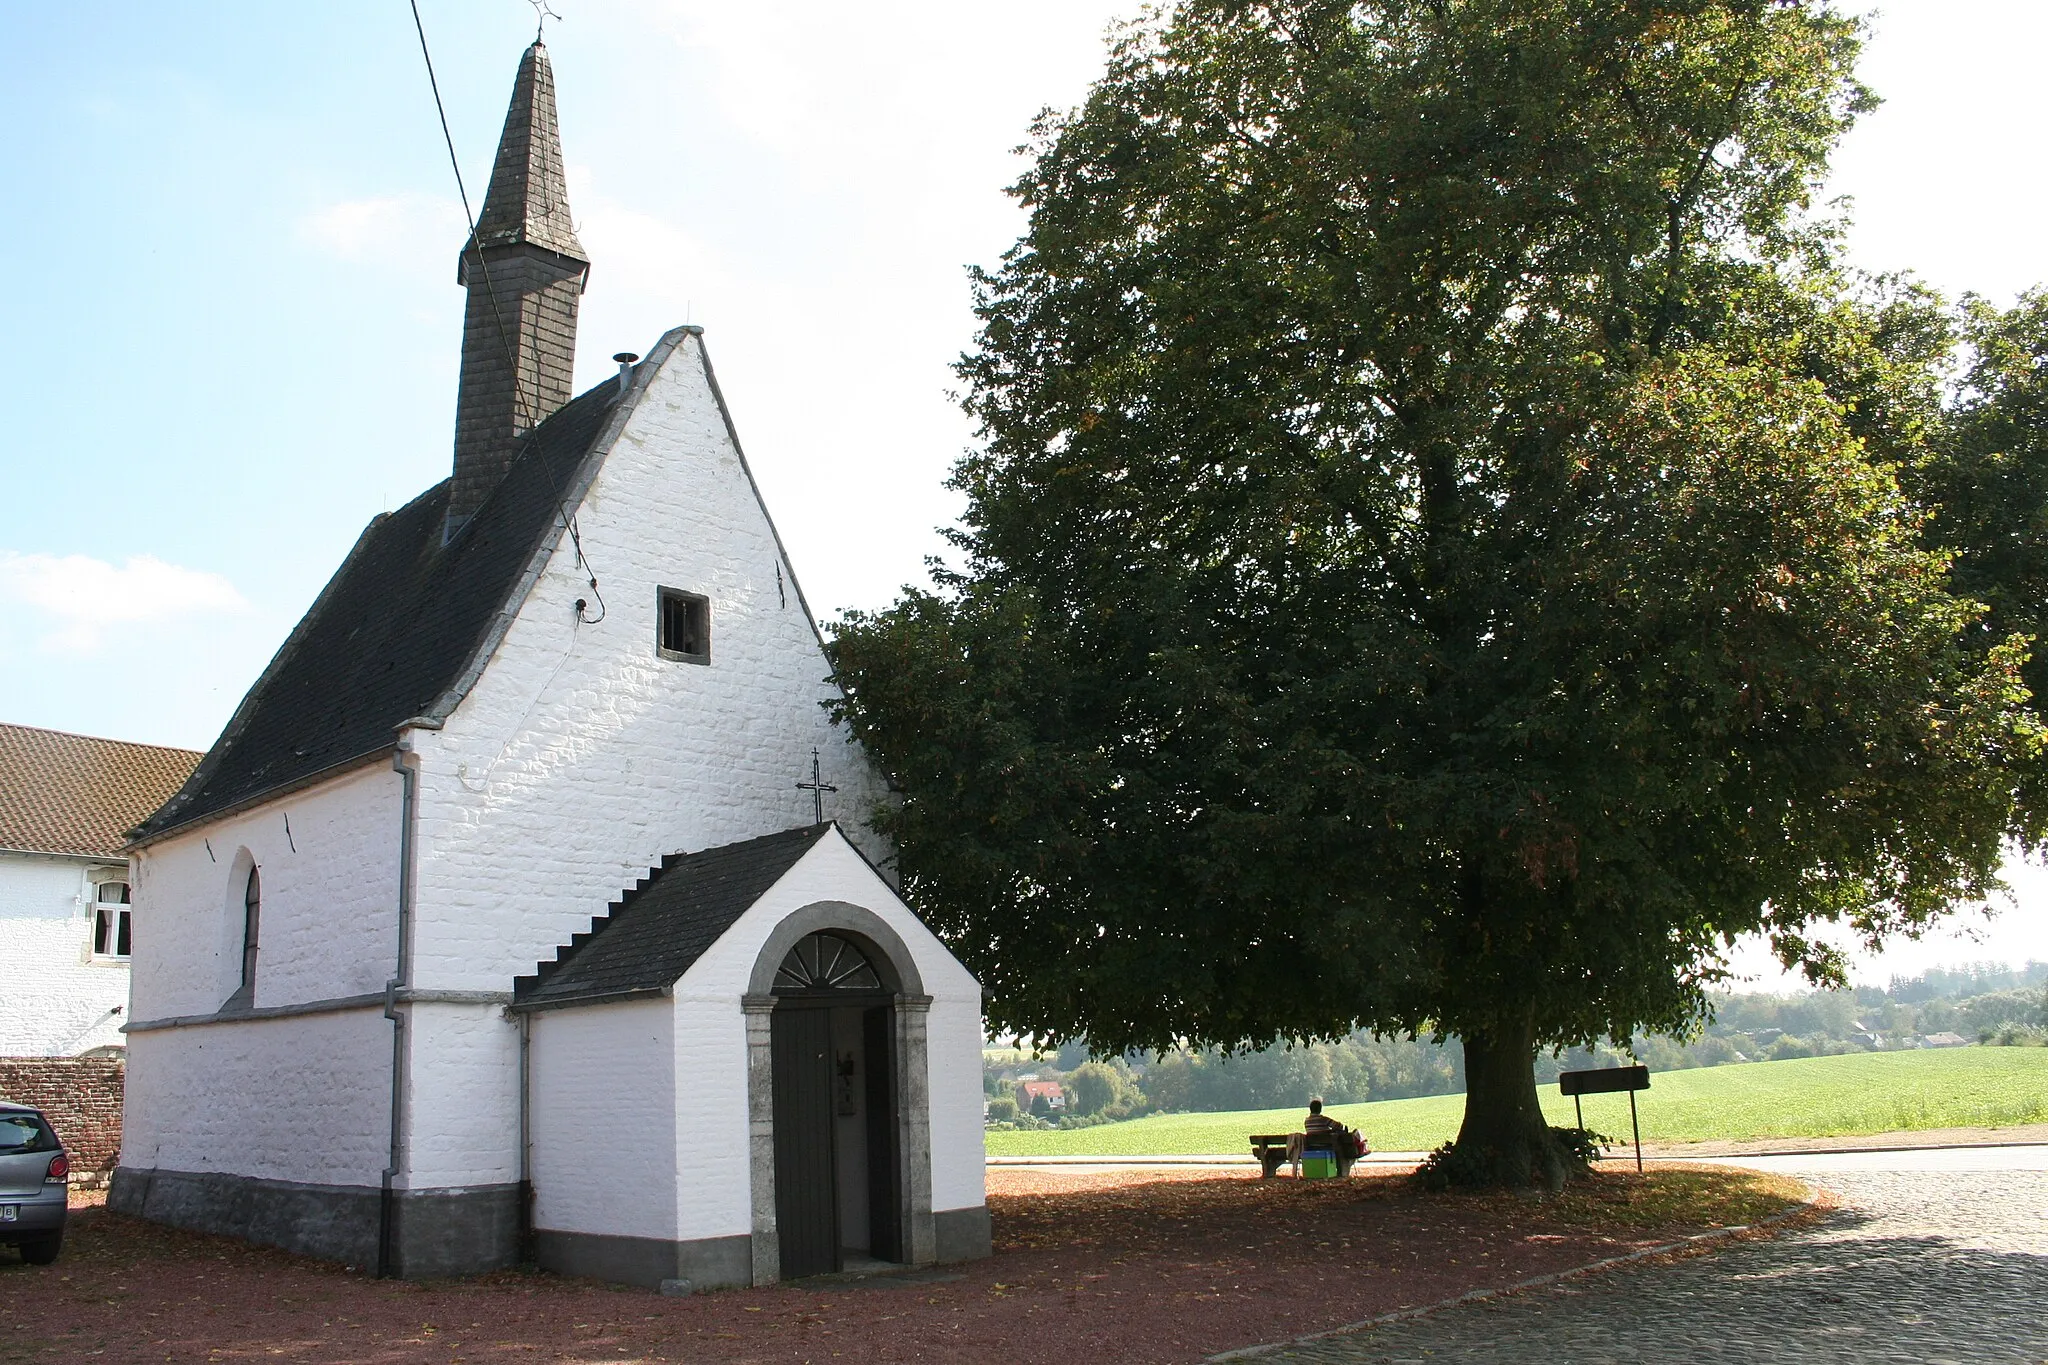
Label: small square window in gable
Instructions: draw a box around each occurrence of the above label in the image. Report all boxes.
[658,587,711,664]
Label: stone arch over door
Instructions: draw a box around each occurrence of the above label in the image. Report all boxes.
[742,902,934,1286]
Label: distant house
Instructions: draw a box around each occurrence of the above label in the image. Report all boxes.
[0,724,200,1056]
[1920,1031,1970,1049]
[1018,1079,1066,1111]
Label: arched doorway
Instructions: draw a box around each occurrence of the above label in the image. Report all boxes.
[768,931,901,1279]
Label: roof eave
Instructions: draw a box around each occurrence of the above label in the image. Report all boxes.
[0,845,127,864]
[507,984,674,1015]
[131,510,399,842]
[125,744,397,852]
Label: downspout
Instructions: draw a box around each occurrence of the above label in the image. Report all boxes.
[378,738,420,1278]
[517,1009,534,1262]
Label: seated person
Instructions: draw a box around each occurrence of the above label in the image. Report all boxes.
[1302,1097,1343,1143]
[1299,1098,1364,1170]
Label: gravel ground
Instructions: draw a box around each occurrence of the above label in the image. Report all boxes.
[1241,1164,2048,1364]
[0,1167,1778,1365]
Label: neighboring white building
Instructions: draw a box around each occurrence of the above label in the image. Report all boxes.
[0,724,199,1057]
[111,41,988,1288]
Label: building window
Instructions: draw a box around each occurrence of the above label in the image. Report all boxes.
[240,866,261,993]
[657,587,710,664]
[92,881,131,960]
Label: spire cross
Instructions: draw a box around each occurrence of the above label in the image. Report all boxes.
[525,0,560,41]
[796,748,838,825]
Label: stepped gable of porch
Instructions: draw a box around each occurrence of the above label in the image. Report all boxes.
[513,823,835,1010]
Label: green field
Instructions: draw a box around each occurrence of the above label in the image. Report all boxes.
[983,1047,2048,1157]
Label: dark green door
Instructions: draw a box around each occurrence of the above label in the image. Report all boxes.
[771,1006,839,1278]
[862,1005,901,1261]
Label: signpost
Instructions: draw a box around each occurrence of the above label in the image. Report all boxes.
[1558,1064,1650,1172]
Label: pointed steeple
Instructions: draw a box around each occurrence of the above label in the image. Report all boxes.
[466,40,584,263]
[448,40,590,533]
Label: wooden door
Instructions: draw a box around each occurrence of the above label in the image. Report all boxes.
[862,1006,901,1261]
[772,1006,839,1279]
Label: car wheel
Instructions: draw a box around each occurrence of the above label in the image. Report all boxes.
[19,1233,62,1265]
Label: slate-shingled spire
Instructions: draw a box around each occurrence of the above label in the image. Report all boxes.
[449,39,589,533]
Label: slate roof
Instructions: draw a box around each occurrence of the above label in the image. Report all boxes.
[514,824,836,1010]
[133,377,624,842]
[465,41,585,266]
[0,724,201,858]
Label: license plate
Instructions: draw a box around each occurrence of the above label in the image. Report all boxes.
[0,1206,15,1222]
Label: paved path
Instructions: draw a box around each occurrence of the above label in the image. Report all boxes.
[1235,1147,2048,1364]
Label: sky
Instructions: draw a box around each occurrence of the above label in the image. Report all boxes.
[3,1,2045,988]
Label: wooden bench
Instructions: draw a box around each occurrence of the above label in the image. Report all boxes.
[1250,1130,1367,1178]
[1250,1133,1293,1178]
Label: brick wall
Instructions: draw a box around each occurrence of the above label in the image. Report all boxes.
[0,1056,124,1179]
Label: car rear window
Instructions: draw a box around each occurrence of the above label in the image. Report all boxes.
[0,1113,58,1154]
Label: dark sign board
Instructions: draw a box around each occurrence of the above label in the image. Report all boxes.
[1558,1065,1651,1171]
[1558,1064,1649,1097]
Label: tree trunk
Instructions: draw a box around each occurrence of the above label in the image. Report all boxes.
[1450,1012,1570,1191]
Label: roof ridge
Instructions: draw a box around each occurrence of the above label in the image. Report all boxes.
[0,722,202,757]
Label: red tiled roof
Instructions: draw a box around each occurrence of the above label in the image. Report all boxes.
[0,724,202,858]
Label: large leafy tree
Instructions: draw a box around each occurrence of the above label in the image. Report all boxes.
[1915,292,2048,706]
[830,0,2044,1185]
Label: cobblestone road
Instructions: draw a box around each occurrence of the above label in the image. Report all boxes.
[1240,1156,2048,1364]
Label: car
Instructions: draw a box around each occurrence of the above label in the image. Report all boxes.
[0,1102,68,1265]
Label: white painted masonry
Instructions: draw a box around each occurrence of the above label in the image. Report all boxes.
[121,1008,394,1185]
[529,997,677,1242]
[127,764,401,1022]
[0,853,131,1056]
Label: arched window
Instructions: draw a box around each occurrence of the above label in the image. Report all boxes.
[92,880,131,960]
[772,932,882,992]
[239,866,261,993]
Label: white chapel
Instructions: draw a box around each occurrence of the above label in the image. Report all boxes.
[111,40,989,1289]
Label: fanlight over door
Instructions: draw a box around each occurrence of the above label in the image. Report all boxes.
[773,932,883,993]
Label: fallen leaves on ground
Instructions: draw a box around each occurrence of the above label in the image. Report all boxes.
[3,1165,1805,1364]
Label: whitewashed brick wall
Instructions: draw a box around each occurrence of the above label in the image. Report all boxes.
[120,1009,393,1185]
[0,855,129,1056]
[530,997,677,1240]
[120,766,403,1188]
[128,765,401,1022]
[402,1001,524,1188]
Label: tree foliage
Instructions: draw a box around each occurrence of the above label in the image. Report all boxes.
[1914,292,2048,705]
[829,0,2045,1184]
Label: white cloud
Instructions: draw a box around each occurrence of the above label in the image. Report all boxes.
[0,552,249,653]
[298,193,465,263]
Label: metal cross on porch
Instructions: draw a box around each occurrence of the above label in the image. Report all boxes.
[796,747,838,824]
